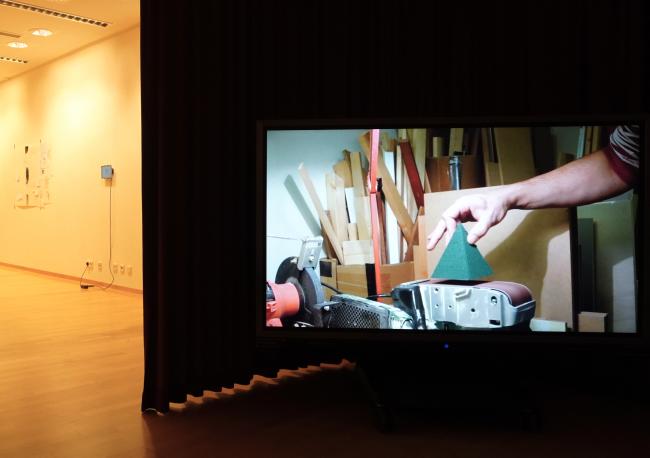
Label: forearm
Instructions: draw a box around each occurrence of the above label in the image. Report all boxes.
[498,149,631,210]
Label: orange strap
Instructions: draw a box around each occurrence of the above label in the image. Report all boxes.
[368,129,382,297]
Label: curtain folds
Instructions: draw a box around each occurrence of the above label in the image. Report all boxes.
[140,0,647,413]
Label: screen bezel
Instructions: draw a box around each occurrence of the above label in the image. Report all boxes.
[256,114,648,352]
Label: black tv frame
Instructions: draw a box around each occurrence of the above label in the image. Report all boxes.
[256,114,649,356]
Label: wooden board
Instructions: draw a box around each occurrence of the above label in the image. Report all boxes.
[493,128,536,184]
[350,153,370,239]
[326,173,348,243]
[336,262,415,300]
[481,128,502,186]
[432,136,445,157]
[336,264,369,297]
[355,196,371,240]
[398,140,424,209]
[334,174,349,240]
[407,129,427,189]
[298,163,344,263]
[578,311,607,332]
[348,223,358,241]
[449,128,464,155]
[591,126,602,152]
[350,152,366,197]
[413,245,428,279]
[334,152,353,187]
[342,240,373,265]
[403,207,424,262]
[424,187,574,328]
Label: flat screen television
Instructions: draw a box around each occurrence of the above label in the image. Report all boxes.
[256,116,649,357]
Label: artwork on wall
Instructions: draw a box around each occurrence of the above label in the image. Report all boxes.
[14,141,52,209]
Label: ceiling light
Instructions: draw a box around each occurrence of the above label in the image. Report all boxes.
[0,55,28,63]
[0,1,110,28]
[31,28,53,37]
[7,41,28,48]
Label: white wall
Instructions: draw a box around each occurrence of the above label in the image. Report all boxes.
[0,27,142,290]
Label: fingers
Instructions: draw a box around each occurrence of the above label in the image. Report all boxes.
[442,215,457,246]
[426,219,446,250]
[426,215,459,250]
[467,218,491,245]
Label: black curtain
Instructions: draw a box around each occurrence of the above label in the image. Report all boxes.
[141,0,648,412]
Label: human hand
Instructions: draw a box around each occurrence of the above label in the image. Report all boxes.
[426,191,511,250]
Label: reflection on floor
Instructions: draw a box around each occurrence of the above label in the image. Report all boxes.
[0,265,647,457]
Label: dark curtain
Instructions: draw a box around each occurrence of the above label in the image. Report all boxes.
[141,0,648,412]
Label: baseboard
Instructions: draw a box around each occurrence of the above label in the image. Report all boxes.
[0,261,143,294]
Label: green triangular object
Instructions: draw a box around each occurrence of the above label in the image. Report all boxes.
[431,224,493,280]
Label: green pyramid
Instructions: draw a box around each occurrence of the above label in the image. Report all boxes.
[431,224,493,280]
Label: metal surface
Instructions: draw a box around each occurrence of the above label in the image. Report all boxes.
[449,156,462,190]
[393,279,536,329]
[327,294,415,330]
[296,236,323,270]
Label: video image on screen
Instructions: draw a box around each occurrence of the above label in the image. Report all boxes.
[265,125,640,334]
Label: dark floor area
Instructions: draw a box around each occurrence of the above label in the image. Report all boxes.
[142,361,649,458]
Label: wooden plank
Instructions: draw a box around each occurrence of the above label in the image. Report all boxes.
[337,264,369,297]
[591,126,602,152]
[493,128,536,184]
[403,207,424,262]
[426,156,450,192]
[325,173,347,242]
[407,128,427,189]
[381,261,415,289]
[355,196,372,240]
[342,240,373,265]
[449,128,464,155]
[336,262,415,300]
[334,152,353,187]
[584,126,593,156]
[424,187,574,328]
[398,140,425,208]
[298,163,344,263]
[578,311,607,332]
[359,131,414,238]
[413,244,429,279]
[322,210,335,259]
[432,136,445,157]
[375,193,387,265]
[334,173,349,240]
[481,128,502,186]
[348,223,358,241]
[350,153,370,240]
[350,152,366,197]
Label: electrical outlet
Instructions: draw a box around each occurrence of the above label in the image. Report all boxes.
[126,265,133,276]
[119,264,125,274]
[112,263,118,273]
[85,259,93,270]
[97,262,103,272]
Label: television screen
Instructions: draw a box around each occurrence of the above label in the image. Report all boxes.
[262,120,643,339]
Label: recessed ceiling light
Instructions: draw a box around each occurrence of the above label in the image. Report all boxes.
[8,41,28,48]
[31,28,53,37]
[0,1,110,28]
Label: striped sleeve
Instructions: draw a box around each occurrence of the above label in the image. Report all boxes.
[603,125,640,186]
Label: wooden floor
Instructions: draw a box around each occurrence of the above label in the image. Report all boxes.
[0,265,648,457]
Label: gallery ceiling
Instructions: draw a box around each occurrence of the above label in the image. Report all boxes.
[0,0,139,83]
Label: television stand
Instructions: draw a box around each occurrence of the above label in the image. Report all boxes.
[354,356,543,433]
